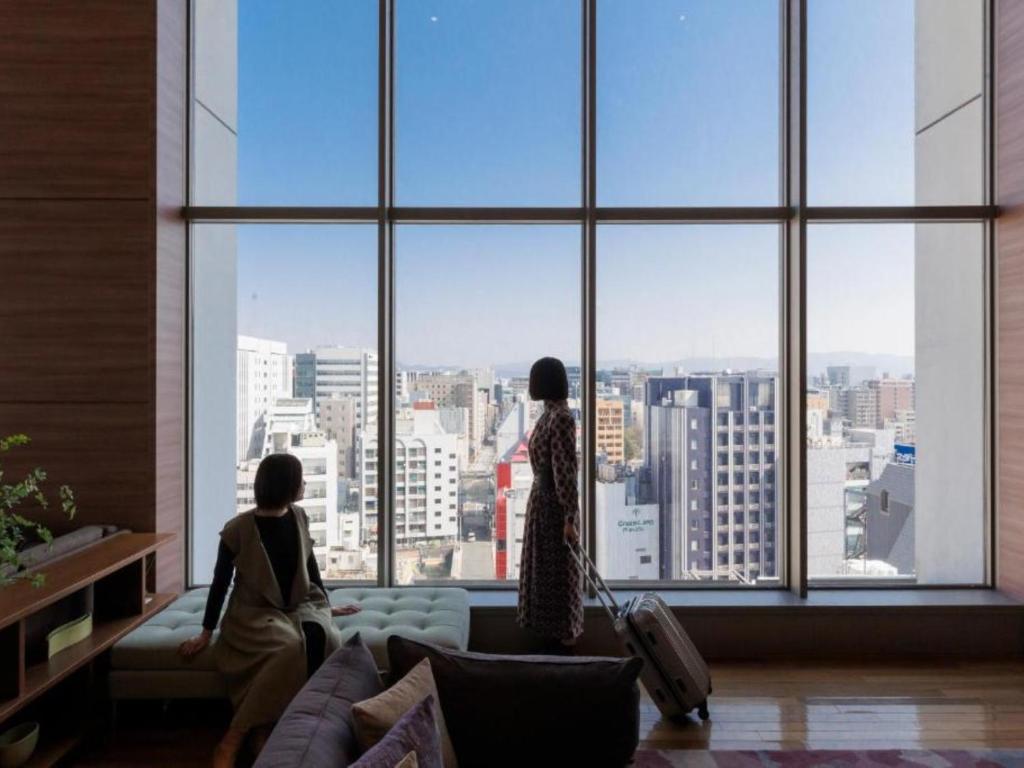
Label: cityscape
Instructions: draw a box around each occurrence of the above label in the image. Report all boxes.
[233,336,918,585]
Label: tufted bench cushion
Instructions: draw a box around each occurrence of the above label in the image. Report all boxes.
[108,586,470,700]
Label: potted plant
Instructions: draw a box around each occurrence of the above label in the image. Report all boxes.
[0,434,76,587]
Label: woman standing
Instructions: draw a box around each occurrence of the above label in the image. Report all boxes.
[517,357,584,654]
[178,453,361,767]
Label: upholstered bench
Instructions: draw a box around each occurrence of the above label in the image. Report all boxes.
[108,586,471,700]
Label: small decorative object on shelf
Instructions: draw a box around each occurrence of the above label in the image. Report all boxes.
[0,434,76,588]
[46,614,93,659]
[0,721,39,768]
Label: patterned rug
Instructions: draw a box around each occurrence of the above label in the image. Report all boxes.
[631,750,1024,767]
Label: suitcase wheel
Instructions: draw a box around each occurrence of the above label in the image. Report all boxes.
[697,700,710,721]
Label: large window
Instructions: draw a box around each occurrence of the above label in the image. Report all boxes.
[189,0,992,589]
[596,226,780,585]
[393,226,580,583]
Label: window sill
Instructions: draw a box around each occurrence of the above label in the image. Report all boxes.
[468,587,1022,612]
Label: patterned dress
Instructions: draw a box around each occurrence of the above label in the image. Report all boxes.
[517,400,584,641]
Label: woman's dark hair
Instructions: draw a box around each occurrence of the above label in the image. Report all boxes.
[253,453,304,509]
[529,357,569,402]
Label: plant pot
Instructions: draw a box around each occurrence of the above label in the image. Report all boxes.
[0,722,39,768]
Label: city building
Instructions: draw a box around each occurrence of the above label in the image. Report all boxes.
[236,335,291,463]
[872,379,915,425]
[596,398,625,465]
[827,365,877,387]
[317,395,358,479]
[595,479,659,580]
[807,442,892,578]
[863,463,916,575]
[410,372,488,460]
[357,403,460,551]
[294,346,379,429]
[645,373,778,583]
[494,436,532,580]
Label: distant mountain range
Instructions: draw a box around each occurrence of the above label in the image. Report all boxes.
[485,352,914,380]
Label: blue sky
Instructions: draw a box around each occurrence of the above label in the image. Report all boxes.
[228,0,975,370]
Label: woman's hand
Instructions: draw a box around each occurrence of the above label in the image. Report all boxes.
[564,519,579,547]
[332,604,362,617]
[178,628,212,659]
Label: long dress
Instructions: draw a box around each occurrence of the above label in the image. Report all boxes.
[516,400,584,642]
[213,505,341,730]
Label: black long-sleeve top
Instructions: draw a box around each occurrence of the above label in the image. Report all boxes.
[202,509,327,631]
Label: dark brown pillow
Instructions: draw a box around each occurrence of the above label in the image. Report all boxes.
[387,636,643,768]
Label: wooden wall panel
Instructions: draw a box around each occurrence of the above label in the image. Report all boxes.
[0,1,153,199]
[998,0,1024,600]
[0,1,188,590]
[154,0,188,593]
[0,404,152,534]
[0,201,152,403]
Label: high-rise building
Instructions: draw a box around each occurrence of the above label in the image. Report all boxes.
[596,399,625,465]
[236,335,291,463]
[871,379,915,426]
[357,403,459,551]
[318,395,358,478]
[294,347,378,429]
[645,373,778,583]
[844,385,880,429]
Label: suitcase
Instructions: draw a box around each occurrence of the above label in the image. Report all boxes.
[570,542,712,722]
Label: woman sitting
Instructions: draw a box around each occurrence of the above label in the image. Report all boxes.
[178,453,362,767]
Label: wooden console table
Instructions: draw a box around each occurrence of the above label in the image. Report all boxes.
[0,532,175,738]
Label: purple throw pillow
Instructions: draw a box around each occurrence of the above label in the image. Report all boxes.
[351,695,443,768]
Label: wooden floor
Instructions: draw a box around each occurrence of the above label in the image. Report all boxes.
[639,661,1024,751]
[75,661,1024,765]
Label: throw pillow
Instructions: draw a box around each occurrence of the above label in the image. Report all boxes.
[252,632,383,768]
[352,658,458,768]
[349,695,438,768]
[387,636,644,768]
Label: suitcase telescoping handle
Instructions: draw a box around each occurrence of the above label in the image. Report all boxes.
[567,539,622,624]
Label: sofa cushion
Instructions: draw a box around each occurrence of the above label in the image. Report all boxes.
[253,633,383,768]
[330,588,470,669]
[110,586,471,678]
[350,695,442,768]
[387,636,644,768]
[352,659,457,768]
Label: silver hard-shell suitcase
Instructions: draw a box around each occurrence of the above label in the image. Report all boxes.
[570,543,712,722]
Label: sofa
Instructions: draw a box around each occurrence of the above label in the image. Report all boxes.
[108,586,471,700]
[255,634,644,768]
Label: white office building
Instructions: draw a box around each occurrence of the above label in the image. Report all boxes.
[596,480,660,580]
[295,346,378,430]
[236,335,291,463]
[357,404,460,549]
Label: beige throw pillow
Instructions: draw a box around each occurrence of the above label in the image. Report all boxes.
[352,658,458,768]
[394,752,419,768]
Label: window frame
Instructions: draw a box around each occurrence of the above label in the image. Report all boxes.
[184,0,997,593]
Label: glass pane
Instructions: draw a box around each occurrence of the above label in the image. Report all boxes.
[392,226,581,584]
[191,225,378,584]
[395,0,580,205]
[193,0,377,205]
[596,225,781,584]
[806,223,985,584]
[808,0,984,205]
[597,0,781,206]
